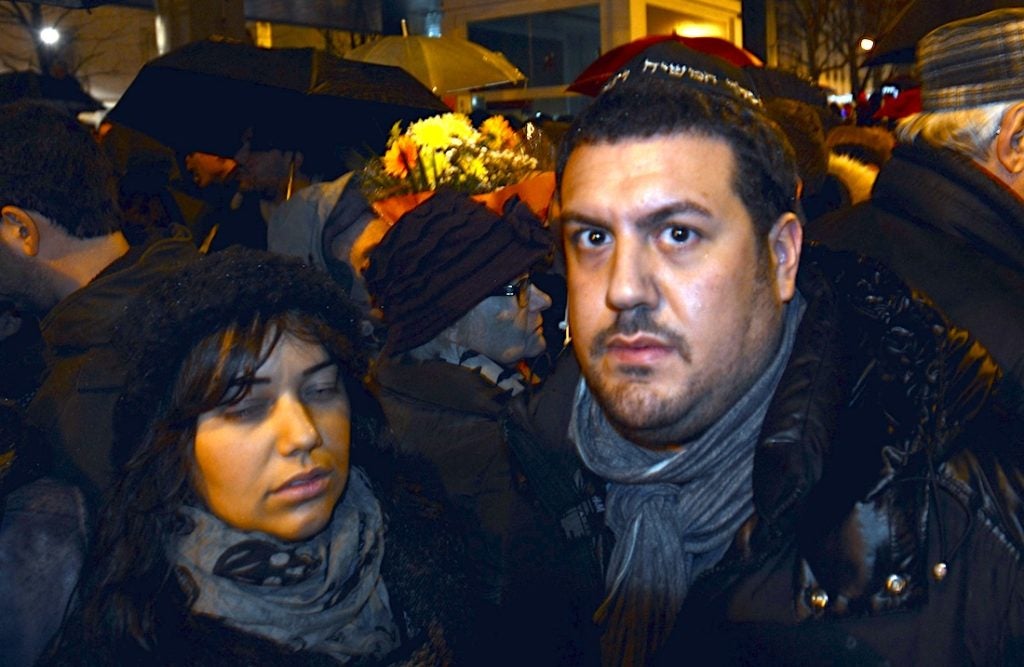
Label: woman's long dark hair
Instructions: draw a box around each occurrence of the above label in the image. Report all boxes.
[49,309,391,661]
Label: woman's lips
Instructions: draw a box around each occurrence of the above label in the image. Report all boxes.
[272,468,331,502]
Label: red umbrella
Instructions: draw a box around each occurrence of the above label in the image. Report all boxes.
[568,34,763,96]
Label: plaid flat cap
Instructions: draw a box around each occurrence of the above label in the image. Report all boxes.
[918,8,1024,111]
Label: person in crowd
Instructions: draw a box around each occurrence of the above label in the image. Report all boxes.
[742,68,877,223]
[507,40,1024,665]
[268,170,391,347]
[810,9,1024,400]
[0,400,88,667]
[361,189,554,623]
[175,122,320,254]
[0,100,198,500]
[825,124,896,171]
[191,141,302,252]
[44,248,468,665]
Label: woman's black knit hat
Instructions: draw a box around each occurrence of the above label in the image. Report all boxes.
[363,188,553,356]
[112,247,364,469]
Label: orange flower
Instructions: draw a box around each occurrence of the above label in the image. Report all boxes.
[383,135,419,178]
[480,115,519,150]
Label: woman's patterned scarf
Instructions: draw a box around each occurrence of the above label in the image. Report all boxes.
[170,467,400,662]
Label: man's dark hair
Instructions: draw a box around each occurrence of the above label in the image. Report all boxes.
[556,77,800,238]
[0,100,121,238]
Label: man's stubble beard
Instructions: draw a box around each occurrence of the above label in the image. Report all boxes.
[582,246,783,449]
[0,240,59,316]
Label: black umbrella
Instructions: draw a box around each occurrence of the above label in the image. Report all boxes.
[866,0,1020,65]
[105,38,449,161]
[16,0,110,6]
[0,70,103,113]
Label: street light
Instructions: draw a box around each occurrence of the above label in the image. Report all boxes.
[39,27,60,46]
[860,37,875,51]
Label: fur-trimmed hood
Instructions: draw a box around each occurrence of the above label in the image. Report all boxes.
[827,152,877,205]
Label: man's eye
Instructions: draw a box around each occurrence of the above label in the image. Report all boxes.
[572,228,610,249]
[660,226,697,246]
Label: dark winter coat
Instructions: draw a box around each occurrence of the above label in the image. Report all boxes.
[43,453,470,666]
[25,231,198,500]
[370,358,540,608]
[0,477,88,667]
[507,245,1024,666]
[809,138,1024,404]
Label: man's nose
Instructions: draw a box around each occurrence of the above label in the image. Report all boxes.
[606,238,658,311]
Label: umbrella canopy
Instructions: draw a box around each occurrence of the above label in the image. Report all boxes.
[106,39,449,162]
[865,0,1020,65]
[16,0,105,6]
[0,70,103,113]
[568,34,763,96]
[344,34,525,96]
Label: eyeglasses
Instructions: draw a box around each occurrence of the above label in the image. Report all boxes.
[490,275,531,308]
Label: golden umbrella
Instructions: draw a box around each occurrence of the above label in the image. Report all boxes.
[344,28,525,96]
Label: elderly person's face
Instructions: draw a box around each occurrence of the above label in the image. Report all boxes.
[449,276,552,364]
[559,133,800,447]
[192,333,351,541]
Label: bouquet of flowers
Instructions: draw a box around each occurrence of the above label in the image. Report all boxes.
[361,112,554,224]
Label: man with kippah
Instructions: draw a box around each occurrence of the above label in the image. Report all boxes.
[811,9,1024,403]
[504,37,1024,666]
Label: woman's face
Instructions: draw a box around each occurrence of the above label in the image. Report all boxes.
[193,334,351,541]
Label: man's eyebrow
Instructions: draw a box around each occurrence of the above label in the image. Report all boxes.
[635,201,713,232]
[558,209,609,229]
[559,201,713,231]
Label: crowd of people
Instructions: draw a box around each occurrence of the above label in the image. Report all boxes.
[2,7,1024,666]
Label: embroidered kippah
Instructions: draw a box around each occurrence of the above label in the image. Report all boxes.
[600,40,762,110]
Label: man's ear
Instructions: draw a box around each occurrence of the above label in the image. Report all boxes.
[0,206,40,257]
[994,102,1024,175]
[769,212,802,303]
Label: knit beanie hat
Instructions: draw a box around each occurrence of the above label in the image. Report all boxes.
[918,8,1024,111]
[363,188,552,356]
[112,247,364,469]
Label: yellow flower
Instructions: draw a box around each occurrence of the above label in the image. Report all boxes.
[408,113,475,150]
[423,150,452,189]
[463,154,488,182]
[362,112,538,202]
[480,115,519,150]
[383,135,419,179]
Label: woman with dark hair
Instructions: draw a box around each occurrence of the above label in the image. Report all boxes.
[45,248,467,665]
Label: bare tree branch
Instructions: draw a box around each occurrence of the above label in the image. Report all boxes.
[775,0,913,93]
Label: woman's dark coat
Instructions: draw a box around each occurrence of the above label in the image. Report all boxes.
[44,452,470,666]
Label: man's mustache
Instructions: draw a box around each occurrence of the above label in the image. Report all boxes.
[589,308,691,362]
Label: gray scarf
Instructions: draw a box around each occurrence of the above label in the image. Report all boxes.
[170,467,400,662]
[571,293,805,666]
